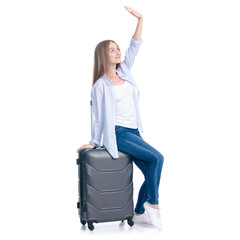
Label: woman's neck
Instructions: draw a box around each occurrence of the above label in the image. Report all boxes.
[106,65,117,79]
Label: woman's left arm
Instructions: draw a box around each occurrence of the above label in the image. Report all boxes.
[124,6,143,41]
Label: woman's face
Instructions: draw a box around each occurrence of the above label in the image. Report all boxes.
[108,41,121,65]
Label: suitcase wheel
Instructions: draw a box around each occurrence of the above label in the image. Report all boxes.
[80,219,86,226]
[127,217,134,227]
[87,221,94,231]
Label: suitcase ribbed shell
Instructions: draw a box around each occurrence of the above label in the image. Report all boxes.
[77,148,134,225]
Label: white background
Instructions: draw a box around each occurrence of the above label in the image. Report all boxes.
[0,0,240,239]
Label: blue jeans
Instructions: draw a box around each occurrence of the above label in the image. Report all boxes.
[115,125,164,214]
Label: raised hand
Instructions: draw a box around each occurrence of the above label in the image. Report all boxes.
[124,6,143,41]
[124,6,143,20]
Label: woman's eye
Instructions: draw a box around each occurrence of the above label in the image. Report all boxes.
[109,48,120,53]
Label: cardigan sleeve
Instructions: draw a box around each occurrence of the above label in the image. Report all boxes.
[89,84,103,147]
[120,37,143,71]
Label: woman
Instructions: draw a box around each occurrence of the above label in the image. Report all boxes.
[77,6,164,230]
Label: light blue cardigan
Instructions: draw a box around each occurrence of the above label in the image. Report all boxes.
[89,37,143,159]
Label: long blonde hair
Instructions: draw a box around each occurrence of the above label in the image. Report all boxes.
[92,40,120,86]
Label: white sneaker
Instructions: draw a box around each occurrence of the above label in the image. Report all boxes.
[133,211,151,224]
[143,202,163,230]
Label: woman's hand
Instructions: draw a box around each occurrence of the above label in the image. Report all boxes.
[124,6,143,20]
[124,6,143,41]
[76,144,95,153]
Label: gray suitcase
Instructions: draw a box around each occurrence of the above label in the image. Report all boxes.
[77,148,134,230]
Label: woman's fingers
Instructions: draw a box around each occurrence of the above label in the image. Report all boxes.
[124,6,142,19]
[76,146,83,153]
[76,144,95,153]
[124,6,132,13]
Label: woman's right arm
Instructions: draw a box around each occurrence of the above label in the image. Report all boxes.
[76,84,103,153]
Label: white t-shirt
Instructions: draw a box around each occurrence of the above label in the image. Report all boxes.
[114,81,137,128]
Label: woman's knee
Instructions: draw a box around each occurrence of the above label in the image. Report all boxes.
[159,152,164,165]
[152,151,164,167]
